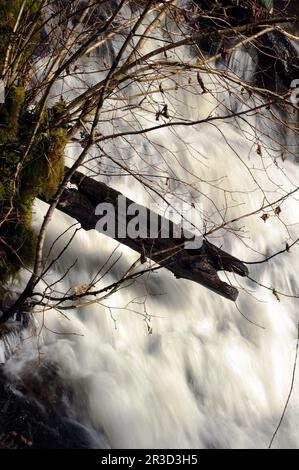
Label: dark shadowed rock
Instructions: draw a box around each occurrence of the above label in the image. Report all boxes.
[0,363,93,449]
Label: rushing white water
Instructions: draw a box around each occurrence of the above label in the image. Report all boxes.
[2,7,299,449]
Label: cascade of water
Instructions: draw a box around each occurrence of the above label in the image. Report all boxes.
[1,4,299,449]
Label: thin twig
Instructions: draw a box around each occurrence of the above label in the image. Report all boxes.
[268,324,299,449]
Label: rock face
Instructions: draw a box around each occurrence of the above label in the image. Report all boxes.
[0,363,93,449]
[191,1,299,94]
[254,29,299,94]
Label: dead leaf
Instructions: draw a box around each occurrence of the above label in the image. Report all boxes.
[156,104,169,121]
[281,150,286,162]
[72,284,89,296]
[261,213,269,222]
[272,288,280,302]
[197,72,207,94]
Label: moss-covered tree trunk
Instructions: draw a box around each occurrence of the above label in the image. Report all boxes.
[0,1,68,287]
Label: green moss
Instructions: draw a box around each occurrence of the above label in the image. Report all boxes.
[0,223,36,284]
[0,96,68,284]
[0,0,42,75]
[44,127,68,198]
[0,1,68,285]
[20,102,68,201]
[0,86,25,142]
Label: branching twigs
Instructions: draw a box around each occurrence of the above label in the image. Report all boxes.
[268,324,299,449]
[243,237,299,266]
[46,168,248,301]
[1,1,299,325]
[63,15,298,117]
[206,186,299,237]
[1,0,299,452]
[95,101,278,142]
[1,0,26,78]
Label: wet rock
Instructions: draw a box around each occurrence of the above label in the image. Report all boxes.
[0,363,93,449]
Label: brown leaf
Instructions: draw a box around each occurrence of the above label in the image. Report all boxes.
[272,288,280,302]
[281,150,286,162]
[261,213,269,222]
[156,104,169,121]
[197,72,207,94]
[161,104,169,119]
[274,206,282,216]
[256,144,262,156]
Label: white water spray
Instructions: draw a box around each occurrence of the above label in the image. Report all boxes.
[2,6,299,449]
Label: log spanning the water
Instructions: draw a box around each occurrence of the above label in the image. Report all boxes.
[48,170,248,301]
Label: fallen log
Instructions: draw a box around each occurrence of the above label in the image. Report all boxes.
[44,170,248,301]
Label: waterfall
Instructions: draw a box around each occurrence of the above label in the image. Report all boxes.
[1,3,299,449]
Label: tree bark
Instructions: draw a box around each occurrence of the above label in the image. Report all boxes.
[43,169,249,301]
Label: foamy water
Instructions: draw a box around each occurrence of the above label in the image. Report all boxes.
[1,5,299,449]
